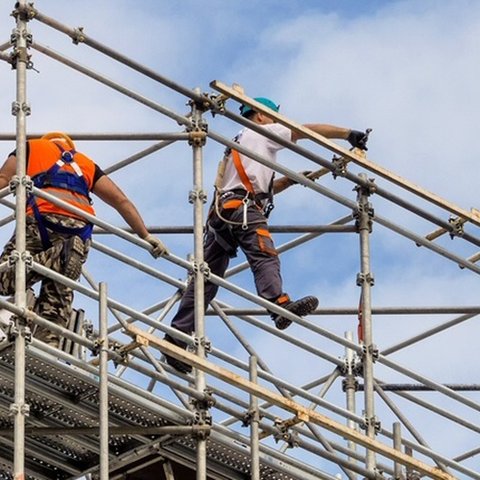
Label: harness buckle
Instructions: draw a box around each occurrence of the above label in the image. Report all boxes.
[61,151,74,163]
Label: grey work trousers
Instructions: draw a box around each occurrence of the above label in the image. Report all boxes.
[170,200,284,344]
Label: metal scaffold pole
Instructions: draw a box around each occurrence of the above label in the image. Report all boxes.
[393,422,404,480]
[10,1,31,477]
[0,4,480,479]
[99,282,109,479]
[355,173,378,472]
[344,331,359,478]
[249,355,261,480]
[189,88,210,480]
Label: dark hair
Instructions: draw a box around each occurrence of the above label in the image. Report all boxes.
[242,110,256,120]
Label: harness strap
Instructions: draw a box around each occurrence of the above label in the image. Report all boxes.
[29,209,92,249]
[42,217,93,243]
[231,149,255,195]
[30,202,53,248]
[27,140,93,248]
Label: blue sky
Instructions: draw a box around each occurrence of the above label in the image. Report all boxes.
[1,1,480,477]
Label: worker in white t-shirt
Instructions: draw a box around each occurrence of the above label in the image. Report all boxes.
[165,97,369,373]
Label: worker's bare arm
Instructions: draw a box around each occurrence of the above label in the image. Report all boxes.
[92,175,150,239]
[0,155,17,190]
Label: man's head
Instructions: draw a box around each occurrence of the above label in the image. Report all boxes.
[240,97,280,122]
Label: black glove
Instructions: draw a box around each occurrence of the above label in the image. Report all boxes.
[347,130,369,151]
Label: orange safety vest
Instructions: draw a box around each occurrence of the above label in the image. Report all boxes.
[26,138,96,220]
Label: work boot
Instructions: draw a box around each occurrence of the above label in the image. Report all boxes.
[163,334,192,374]
[271,295,319,330]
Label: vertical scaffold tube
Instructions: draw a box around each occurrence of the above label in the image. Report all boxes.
[393,422,403,480]
[11,1,31,478]
[344,331,358,478]
[190,89,209,480]
[355,174,377,472]
[99,282,109,479]
[249,356,260,480]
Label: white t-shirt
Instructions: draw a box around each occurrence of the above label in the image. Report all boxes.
[221,123,292,194]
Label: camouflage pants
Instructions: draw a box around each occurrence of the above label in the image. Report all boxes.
[0,214,90,343]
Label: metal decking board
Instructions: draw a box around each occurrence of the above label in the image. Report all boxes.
[0,342,331,479]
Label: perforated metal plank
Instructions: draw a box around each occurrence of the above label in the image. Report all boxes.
[0,345,168,479]
[0,344,332,480]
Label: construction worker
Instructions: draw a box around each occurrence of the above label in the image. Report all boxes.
[0,132,168,348]
[164,98,369,373]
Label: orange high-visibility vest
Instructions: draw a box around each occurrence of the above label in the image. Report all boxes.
[26,138,96,220]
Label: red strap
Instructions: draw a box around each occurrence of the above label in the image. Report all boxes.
[357,292,364,343]
[231,149,255,195]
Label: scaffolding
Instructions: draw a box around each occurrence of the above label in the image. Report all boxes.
[0,2,479,479]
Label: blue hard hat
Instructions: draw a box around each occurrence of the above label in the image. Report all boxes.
[240,97,280,117]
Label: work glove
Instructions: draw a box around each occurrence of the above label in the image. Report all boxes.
[144,234,169,258]
[347,130,369,151]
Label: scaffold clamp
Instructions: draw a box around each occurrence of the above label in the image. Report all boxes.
[11,2,36,21]
[22,251,33,270]
[9,402,30,417]
[273,418,299,448]
[241,409,254,427]
[448,215,465,239]
[360,343,379,363]
[72,27,86,45]
[188,188,208,204]
[356,272,375,287]
[188,127,207,147]
[193,334,211,354]
[8,250,20,267]
[361,414,381,434]
[207,92,228,116]
[331,154,349,178]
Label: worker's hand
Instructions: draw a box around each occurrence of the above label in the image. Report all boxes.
[144,234,169,258]
[347,130,369,150]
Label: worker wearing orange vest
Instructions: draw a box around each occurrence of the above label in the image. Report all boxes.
[0,132,168,348]
[164,98,369,374]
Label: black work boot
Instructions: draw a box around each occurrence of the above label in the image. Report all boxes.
[163,334,192,374]
[271,295,319,330]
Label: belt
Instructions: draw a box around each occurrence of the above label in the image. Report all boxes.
[223,189,270,203]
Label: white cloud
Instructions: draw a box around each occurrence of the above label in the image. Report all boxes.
[0,1,479,477]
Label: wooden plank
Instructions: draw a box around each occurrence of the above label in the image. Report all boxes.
[210,80,480,228]
[126,325,457,480]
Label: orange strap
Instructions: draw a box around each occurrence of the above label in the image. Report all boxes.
[223,199,243,209]
[231,149,255,195]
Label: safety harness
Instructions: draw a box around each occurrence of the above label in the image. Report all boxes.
[27,139,93,249]
[213,148,274,230]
